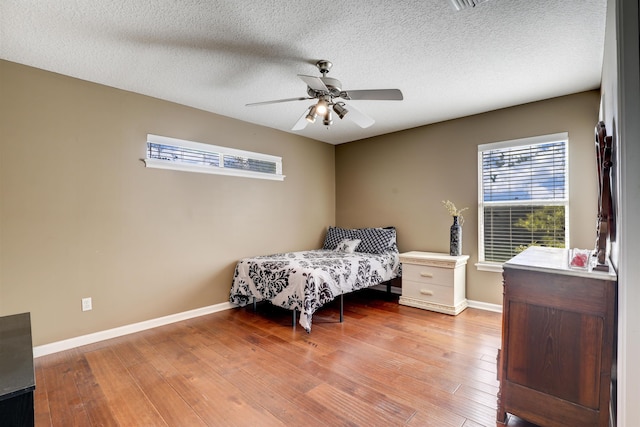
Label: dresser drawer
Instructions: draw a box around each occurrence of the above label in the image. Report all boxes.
[401,279,454,305]
[401,264,453,287]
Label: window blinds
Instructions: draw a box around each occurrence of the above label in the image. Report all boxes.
[144,134,284,181]
[480,139,567,263]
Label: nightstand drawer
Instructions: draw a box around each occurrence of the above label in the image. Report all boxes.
[401,264,453,287]
[401,280,454,305]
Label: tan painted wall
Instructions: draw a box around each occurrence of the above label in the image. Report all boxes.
[0,58,600,345]
[335,90,600,305]
[0,60,335,346]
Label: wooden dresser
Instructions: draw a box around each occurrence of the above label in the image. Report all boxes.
[497,247,617,427]
[398,251,469,315]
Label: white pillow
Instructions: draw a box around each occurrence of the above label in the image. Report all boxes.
[335,238,361,253]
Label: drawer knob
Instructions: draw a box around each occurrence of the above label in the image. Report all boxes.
[420,289,434,296]
[420,272,433,278]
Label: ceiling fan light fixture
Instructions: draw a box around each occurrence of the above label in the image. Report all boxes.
[323,110,333,126]
[306,106,318,123]
[315,99,329,115]
[333,102,349,119]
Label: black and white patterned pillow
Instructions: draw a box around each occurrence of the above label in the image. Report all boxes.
[335,238,361,253]
[382,226,399,253]
[355,227,396,254]
[322,226,398,254]
[322,226,356,250]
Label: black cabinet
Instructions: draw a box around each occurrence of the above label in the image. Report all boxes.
[0,313,35,427]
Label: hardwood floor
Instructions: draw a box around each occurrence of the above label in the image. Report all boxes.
[34,289,537,426]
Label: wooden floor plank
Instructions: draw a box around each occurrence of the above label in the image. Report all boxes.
[70,355,119,427]
[126,361,208,426]
[40,360,91,426]
[33,362,52,427]
[305,382,413,426]
[454,383,500,408]
[407,410,466,427]
[34,289,514,427]
[83,348,167,426]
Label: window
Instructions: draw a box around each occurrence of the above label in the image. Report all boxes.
[143,134,285,181]
[477,133,568,270]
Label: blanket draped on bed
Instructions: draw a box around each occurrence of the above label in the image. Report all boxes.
[229,249,400,332]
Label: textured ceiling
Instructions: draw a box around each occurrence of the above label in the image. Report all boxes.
[0,0,607,144]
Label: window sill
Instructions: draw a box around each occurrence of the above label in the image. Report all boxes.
[143,158,285,181]
[475,262,504,273]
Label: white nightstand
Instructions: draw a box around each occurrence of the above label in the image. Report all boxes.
[398,251,470,315]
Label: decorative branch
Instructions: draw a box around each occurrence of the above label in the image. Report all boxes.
[442,200,469,225]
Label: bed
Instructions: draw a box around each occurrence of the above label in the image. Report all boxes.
[229,226,401,332]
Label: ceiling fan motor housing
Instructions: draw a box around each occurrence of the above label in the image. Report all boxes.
[307,77,342,99]
[316,60,333,74]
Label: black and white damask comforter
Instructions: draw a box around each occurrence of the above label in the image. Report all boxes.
[229,249,400,332]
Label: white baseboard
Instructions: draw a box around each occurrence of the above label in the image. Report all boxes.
[467,299,503,313]
[33,298,501,358]
[33,301,235,358]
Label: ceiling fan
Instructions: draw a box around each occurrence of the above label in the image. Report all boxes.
[246,60,403,130]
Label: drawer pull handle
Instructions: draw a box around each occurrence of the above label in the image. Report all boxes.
[420,272,433,278]
[420,289,434,296]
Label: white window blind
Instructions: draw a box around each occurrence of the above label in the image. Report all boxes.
[478,133,568,264]
[143,134,285,181]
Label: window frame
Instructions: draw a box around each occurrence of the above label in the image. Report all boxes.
[476,132,570,272]
[143,134,285,181]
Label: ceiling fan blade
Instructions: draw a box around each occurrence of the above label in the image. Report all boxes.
[292,107,312,131]
[298,74,329,92]
[340,89,403,101]
[246,97,310,107]
[342,103,375,128]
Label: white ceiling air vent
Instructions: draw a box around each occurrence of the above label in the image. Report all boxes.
[449,0,489,11]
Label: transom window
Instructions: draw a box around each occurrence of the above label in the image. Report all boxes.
[143,134,284,181]
[477,133,568,269]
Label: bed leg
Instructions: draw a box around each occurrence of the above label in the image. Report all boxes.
[253,297,257,312]
[292,309,296,327]
[340,294,344,323]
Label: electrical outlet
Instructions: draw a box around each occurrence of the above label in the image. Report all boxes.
[82,297,92,311]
